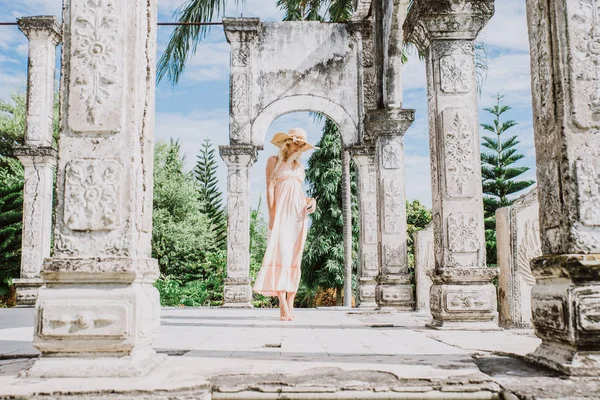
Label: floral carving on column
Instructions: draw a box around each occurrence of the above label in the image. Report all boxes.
[440,55,472,93]
[447,213,478,253]
[69,0,123,132]
[64,159,121,231]
[444,110,474,197]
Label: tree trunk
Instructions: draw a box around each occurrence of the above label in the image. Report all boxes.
[336,288,343,306]
[341,148,353,307]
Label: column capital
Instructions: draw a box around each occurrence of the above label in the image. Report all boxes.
[403,0,494,53]
[14,146,58,167]
[347,19,371,41]
[365,108,415,140]
[223,18,261,43]
[219,144,259,167]
[349,144,376,159]
[17,16,62,45]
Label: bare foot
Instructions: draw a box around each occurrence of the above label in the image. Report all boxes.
[280,314,293,321]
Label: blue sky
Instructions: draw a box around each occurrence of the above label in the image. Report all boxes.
[0,0,536,217]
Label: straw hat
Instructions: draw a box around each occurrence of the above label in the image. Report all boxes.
[270,127,318,152]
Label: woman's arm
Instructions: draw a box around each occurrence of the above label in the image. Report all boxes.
[266,156,277,229]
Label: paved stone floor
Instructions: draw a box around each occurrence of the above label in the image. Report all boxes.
[0,307,599,399]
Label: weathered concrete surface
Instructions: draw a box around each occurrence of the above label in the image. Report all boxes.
[1,308,599,399]
[496,189,540,328]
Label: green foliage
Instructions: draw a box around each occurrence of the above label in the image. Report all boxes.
[0,92,26,158]
[152,139,217,284]
[156,249,227,307]
[302,119,359,295]
[406,199,432,269]
[480,95,535,267]
[194,138,226,250]
[0,182,23,295]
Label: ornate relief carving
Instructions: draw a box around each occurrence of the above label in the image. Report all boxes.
[382,142,401,169]
[440,55,472,93]
[447,213,478,253]
[54,232,78,256]
[230,120,243,141]
[362,248,378,277]
[232,42,250,67]
[363,198,378,244]
[105,236,129,257]
[532,297,566,331]
[516,219,541,287]
[381,286,411,303]
[41,301,127,338]
[230,73,249,116]
[360,284,375,300]
[363,71,377,111]
[576,290,600,331]
[69,0,123,132]
[26,121,43,142]
[570,0,600,128]
[28,73,44,116]
[445,291,491,312]
[577,159,600,226]
[383,243,404,267]
[383,178,404,234]
[537,163,562,230]
[444,110,474,197]
[64,159,121,231]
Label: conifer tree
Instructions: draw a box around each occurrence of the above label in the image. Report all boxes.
[302,119,359,305]
[480,95,535,266]
[0,182,23,294]
[194,139,226,250]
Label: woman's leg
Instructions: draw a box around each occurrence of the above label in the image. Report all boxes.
[287,292,296,318]
[277,291,292,321]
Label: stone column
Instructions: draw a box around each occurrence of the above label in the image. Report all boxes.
[223,18,260,144]
[414,224,434,313]
[351,145,379,308]
[27,0,161,378]
[12,16,61,305]
[524,0,600,375]
[496,189,540,329]
[366,108,414,310]
[404,1,498,329]
[220,145,258,308]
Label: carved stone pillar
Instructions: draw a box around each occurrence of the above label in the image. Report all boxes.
[350,145,379,308]
[220,145,258,308]
[414,224,434,314]
[223,18,260,144]
[524,0,600,375]
[13,147,56,305]
[26,0,162,378]
[366,108,414,310]
[12,16,61,305]
[404,1,498,329]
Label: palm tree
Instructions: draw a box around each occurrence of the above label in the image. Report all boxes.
[158,0,353,85]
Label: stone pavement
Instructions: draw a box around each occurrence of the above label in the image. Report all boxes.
[0,307,599,399]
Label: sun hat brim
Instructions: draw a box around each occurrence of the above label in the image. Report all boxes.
[270,131,318,152]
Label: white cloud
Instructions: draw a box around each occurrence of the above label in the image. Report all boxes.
[402,54,426,92]
[479,0,529,52]
[479,53,533,109]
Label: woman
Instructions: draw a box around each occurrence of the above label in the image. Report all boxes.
[253,127,317,321]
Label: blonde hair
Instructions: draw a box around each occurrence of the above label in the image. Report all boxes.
[270,140,302,184]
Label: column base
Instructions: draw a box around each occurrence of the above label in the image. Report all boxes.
[358,280,376,309]
[426,319,500,331]
[222,280,253,308]
[429,283,499,329]
[13,278,44,306]
[528,254,600,376]
[23,351,166,378]
[375,275,413,310]
[525,343,600,376]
